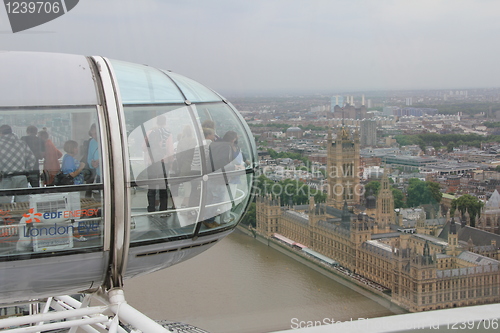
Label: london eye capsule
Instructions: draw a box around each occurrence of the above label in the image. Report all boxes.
[0,51,258,303]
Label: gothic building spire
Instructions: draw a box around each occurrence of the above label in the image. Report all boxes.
[326,125,360,210]
[375,168,395,231]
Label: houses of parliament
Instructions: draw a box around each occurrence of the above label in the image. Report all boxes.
[256,126,500,312]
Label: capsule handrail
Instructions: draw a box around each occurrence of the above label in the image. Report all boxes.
[129,188,247,217]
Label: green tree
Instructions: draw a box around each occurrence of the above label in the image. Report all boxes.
[266,148,309,164]
[299,124,328,131]
[255,174,275,196]
[395,133,500,148]
[319,169,326,178]
[364,181,381,197]
[484,121,500,128]
[364,180,404,208]
[267,148,278,159]
[313,190,327,204]
[447,141,454,153]
[240,202,256,227]
[450,194,484,227]
[276,178,326,206]
[427,181,442,204]
[395,134,416,146]
[416,138,426,153]
[406,179,442,207]
[391,187,405,209]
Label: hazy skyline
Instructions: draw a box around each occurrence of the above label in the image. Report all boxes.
[2,0,500,96]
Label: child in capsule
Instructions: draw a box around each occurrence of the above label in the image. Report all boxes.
[61,140,85,185]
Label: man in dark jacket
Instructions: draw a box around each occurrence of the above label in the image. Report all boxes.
[204,131,242,228]
[21,125,44,187]
[0,125,37,203]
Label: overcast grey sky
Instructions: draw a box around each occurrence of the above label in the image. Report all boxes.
[1,0,500,96]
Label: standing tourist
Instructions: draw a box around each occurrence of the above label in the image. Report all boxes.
[0,125,37,203]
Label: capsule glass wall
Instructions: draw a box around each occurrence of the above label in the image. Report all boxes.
[0,54,106,263]
[110,59,256,246]
[0,106,105,255]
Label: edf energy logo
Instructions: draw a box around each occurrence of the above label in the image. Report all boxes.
[3,0,79,33]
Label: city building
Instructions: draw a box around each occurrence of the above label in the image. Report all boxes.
[477,190,500,235]
[332,103,368,119]
[326,126,360,210]
[360,119,377,147]
[395,107,438,117]
[285,126,303,139]
[331,95,344,111]
[256,125,500,312]
[257,195,500,312]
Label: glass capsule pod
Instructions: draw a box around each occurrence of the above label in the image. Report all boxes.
[0,51,257,302]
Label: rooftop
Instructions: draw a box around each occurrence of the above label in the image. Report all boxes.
[485,189,500,209]
[457,251,500,266]
[413,233,448,247]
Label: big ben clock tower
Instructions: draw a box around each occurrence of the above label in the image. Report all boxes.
[326,126,361,210]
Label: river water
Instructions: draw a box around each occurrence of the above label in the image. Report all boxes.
[124,229,395,333]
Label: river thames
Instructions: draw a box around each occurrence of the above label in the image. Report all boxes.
[124,229,396,333]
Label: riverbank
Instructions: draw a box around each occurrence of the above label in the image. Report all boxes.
[236,225,407,316]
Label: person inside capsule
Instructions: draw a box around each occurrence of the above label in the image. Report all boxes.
[0,115,104,256]
[83,123,101,198]
[21,125,45,188]
[203,130,244,228]
[175,125,198,211]
[143,115,175,214]
[128,108,252,237]
[0,124,37,204]
[38,129,62,186]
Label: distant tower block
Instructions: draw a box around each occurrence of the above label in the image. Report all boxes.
[360,119,377,147]
[326,126,360,210]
